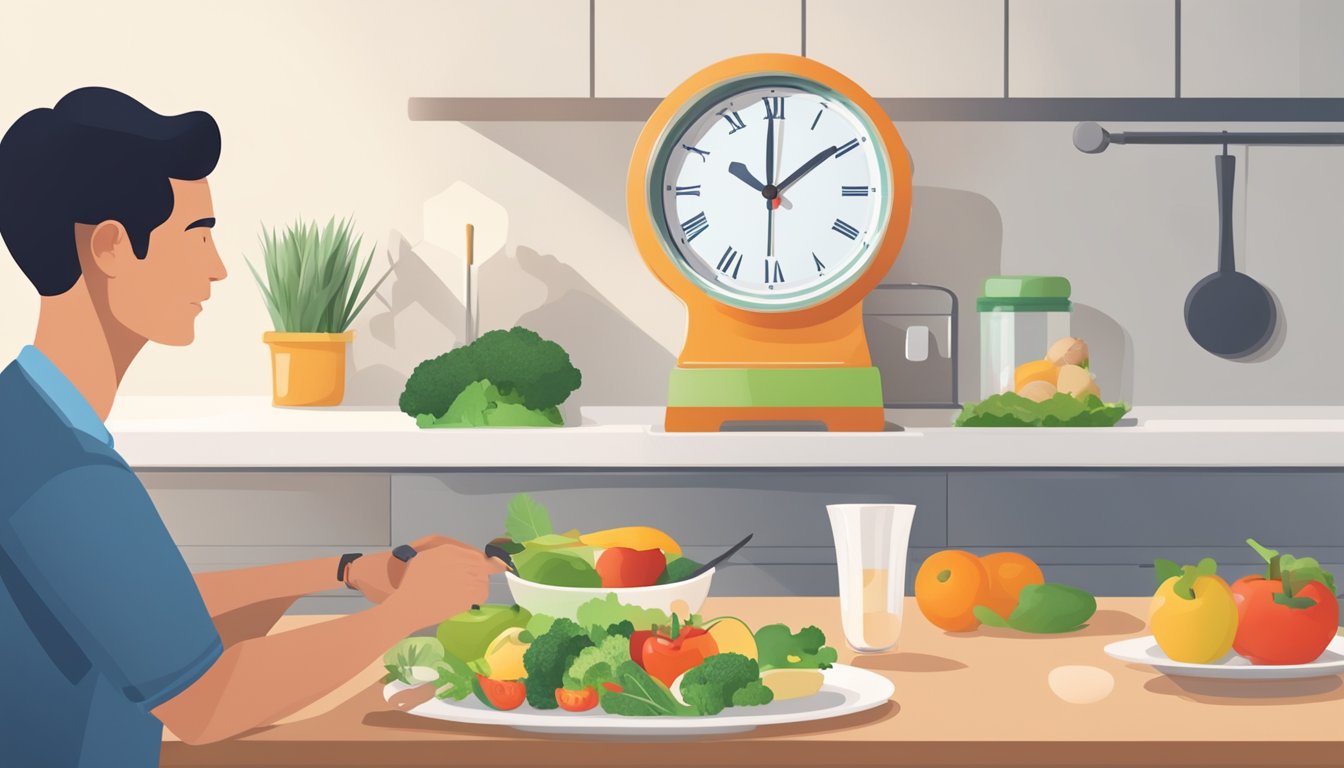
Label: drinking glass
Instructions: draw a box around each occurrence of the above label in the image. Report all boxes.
[826,503,916,653]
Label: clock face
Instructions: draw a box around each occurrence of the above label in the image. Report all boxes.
[652,78,890,311]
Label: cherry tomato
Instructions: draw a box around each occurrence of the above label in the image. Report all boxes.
[555,686,599,712]
[472,674,526,711]
[596,547,667,588]
[1232,576,1338,665]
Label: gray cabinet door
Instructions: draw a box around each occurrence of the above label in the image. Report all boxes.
[393,470,947,600]
[948,470,1344,595]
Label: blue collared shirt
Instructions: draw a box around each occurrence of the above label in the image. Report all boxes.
[0,345,222,767]
[15,345,115,448]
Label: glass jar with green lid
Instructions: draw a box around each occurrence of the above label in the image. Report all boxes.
[978,276,1071,399]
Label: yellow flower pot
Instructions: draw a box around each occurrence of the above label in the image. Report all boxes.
[262,331,354,406]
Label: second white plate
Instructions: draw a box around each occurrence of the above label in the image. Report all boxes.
[1104,635,1344,680]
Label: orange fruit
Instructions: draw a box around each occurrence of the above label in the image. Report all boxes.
[979,552,1045,620]
[915,550,991,632]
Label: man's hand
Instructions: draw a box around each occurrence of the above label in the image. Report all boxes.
[386,544,509,630]
[346,534,463,603]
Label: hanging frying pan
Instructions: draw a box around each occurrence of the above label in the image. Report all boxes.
[1183,152,1275,358]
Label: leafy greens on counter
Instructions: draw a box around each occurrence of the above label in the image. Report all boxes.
[955,392,1130,428]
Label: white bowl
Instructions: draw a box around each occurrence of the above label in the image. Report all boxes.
[504,568,715,621]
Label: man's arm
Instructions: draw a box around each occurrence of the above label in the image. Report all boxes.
[153,599,411,745]
[195,539,444,646]
[154,543,504,745]
[193,557,343,646]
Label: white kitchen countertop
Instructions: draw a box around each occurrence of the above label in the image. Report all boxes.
[100,397,1344,469]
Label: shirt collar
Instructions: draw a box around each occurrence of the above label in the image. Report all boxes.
[15,345,116,449]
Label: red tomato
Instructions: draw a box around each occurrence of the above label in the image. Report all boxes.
[630,629,655,667]
[473,674,526,710]
[596,547,667,588]
[554,686,599,712]
[640,627,718,687]
[1231,576,1339,665]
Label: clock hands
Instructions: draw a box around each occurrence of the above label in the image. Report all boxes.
[776,144,840,193]
[728,161,765,192]
[765,105,776,187]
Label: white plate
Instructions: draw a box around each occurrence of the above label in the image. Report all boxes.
[382,664,894,737]
[1104,635,1344,680]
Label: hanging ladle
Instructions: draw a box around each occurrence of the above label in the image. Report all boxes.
[1183,149,1275,358]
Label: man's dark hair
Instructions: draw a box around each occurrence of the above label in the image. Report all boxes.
[0,87,220,296]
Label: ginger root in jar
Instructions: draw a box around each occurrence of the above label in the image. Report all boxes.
[1047,337,1089,368]
[1018,380,1058,403]
[1057,364,1100,400]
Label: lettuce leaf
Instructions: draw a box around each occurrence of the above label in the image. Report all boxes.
[955,392,1129,428]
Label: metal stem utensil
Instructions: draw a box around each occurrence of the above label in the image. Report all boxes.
[685,534,753,580]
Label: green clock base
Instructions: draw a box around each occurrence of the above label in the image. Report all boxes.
[665,367,886,432]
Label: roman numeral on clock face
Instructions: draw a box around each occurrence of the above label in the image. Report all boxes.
[717,108,746,133]
[841,185,869,197]
[832,219,860,240]
[813,252,826,273]
[765,259,784,285]
[716,245,742,279]
[681,212,709,242]
[836,138,861,158]
[763,96,785,120]
[673,185,701,196]
[682,144,711,162]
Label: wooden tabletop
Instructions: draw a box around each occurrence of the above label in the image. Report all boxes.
[161,597,1344,768]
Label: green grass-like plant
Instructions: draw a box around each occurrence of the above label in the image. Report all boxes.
[245,216,391,333]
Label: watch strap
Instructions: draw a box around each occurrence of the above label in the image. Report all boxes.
[337,552,364,590]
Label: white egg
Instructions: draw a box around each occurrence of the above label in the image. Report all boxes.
[1048,665,1115,704]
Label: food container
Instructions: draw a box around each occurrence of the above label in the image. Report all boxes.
[504,569,714,622]
[978,276,1071,399]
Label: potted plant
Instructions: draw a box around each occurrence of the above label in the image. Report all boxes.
[246,217,390,406]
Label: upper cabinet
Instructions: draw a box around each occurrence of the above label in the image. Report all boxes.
[1009,0,1174,97]
[432,0,590,97]
[807,0,1004,98]
[594,0,803,98]
[1182,0,1344,97]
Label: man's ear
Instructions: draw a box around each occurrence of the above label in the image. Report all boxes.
[83,220,134,279]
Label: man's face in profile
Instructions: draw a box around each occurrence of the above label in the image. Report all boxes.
[97,178,228,346]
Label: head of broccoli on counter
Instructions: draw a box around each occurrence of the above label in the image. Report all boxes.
[400,326,582,429]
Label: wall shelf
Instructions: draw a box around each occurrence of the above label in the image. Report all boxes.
[409,97,1344,123]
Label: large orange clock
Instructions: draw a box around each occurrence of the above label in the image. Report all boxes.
[627,54,912,432]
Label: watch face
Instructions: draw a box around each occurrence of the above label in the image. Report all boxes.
[651,76,891,311]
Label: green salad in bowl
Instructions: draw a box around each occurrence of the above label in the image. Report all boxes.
[492,494,714,620]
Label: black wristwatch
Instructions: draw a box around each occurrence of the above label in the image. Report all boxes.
[337,552,364,590]
[392,544,419,563]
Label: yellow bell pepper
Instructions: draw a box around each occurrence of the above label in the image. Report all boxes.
[1149,558,1238,664]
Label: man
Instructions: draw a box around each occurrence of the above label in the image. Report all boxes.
[0,87,504,766]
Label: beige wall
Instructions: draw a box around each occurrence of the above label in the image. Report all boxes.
[3,1,1343,409]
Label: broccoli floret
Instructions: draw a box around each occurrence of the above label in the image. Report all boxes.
[731,681,774,707]
[605,620,635,639]
[521,618,592,709]
[399,327,582,420]
[563,634,632,690]
[755,624,838,671]
[681,682,728,716]
[677,653,765,716]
